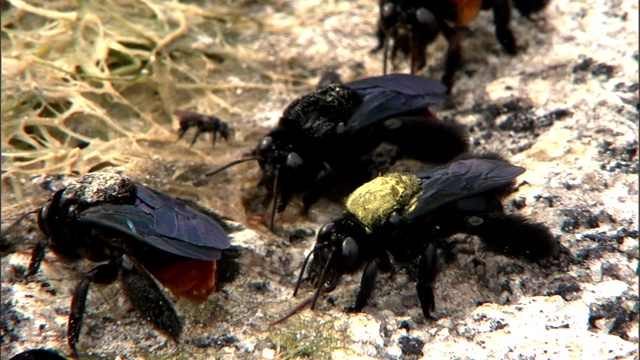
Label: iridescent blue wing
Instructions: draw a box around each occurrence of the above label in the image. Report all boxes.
[76,184,230,261]
[345,74,447,133]
[406,159,525,221]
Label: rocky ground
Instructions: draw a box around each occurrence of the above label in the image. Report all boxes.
[1,0,638,359]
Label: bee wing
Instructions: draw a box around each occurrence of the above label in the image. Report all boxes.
[407,159,526,221]
[76,184,230,261]
[345,74,447,133]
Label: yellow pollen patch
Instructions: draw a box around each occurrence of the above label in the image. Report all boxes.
[346,173,421,231]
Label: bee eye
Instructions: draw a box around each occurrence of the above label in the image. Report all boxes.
[416,8,436,27]
[466,216,484,226]
[341,237,359,268]
[382,2,395,18]
[318,222,336,243]
[286,152,303,169]
[259,136,273,151]
[37,201,52,237]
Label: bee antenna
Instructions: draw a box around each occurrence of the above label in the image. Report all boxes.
[382,21,403,75]
[309,256,334,310]
[270,295,315,326]
[2,209,39,232]
[205,157,260,177]
[382,26,393,75]
[293,243,329,296]
[268,169,279,231]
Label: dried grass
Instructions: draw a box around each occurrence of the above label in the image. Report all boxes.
[3,1,244,175]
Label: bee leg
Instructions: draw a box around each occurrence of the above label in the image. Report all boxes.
[416,243,437,319]
[464,213,558,261]
[176,126,188,141]
[411,43,427,75]
[68,259,121,355]
[277,186,292,214]
[121,261,182,341]
[190,127,203,147]
[492,0,518,54]
[212,129,218,145]
[371,22,386,53]
[346,259,379,313]
[382,32,391,75]
[370,21,391,75]
[26,240,48,278]
[441,23,462,93]
[390,40,401,73]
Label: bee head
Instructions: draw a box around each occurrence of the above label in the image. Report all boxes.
[316,221,359,272]
[204,129,304,231]
[252,131,305,230]
[381,1,439,38]
[214,118,233,142]
[254,133,303,184]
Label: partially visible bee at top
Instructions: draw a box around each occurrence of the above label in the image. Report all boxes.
[372,0,551,92]
[8,172,239,355]
[205,74,469,230]
[174,109,233,147]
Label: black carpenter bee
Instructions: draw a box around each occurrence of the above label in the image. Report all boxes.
[174,109,232,147]
[292,155,558,320]
[20,172,235,354]
[207,74,469,229]
[372,0,551,91]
